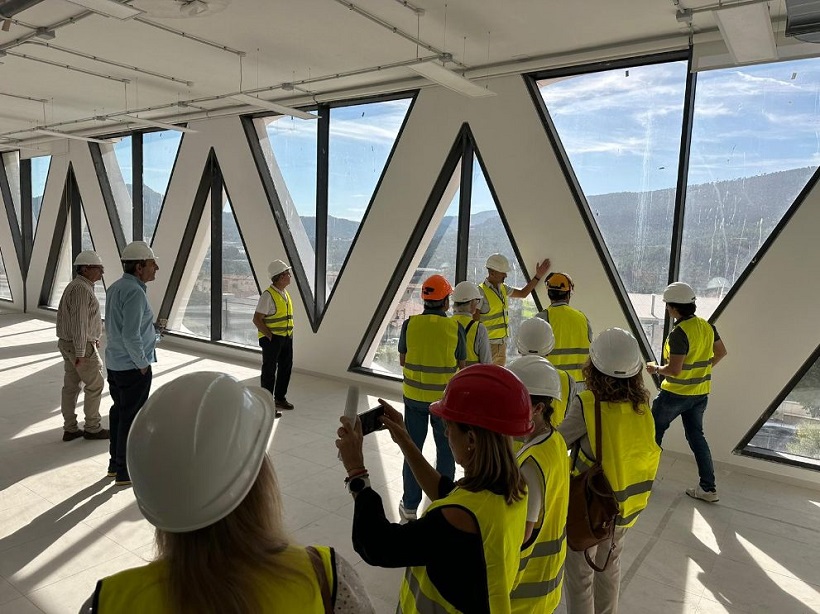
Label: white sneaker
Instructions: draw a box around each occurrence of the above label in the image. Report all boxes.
[398,503,417,523]
[686,485,719,503]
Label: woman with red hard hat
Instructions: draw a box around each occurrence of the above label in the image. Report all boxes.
[336,364,533,613]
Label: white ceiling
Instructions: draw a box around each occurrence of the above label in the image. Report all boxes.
[0,0,793,148]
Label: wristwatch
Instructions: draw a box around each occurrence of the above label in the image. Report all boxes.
[347,475,371,495]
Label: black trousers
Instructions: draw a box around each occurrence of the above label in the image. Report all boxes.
[259,335,293,400]
[107,366,152,479]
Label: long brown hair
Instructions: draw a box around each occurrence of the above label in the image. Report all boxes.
[155,456,309,614]
[455,423,527,505]
[582,361,649,413]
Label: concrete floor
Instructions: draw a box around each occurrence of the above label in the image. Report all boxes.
[1,312,819,613]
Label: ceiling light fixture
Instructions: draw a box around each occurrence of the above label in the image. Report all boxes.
[409,59,496,98]
[230,94,318,120]
[33,129,116,144]
[713,2,777,64]
[34,27,55,39]
[122,114,197,133]
[64,0,143,19]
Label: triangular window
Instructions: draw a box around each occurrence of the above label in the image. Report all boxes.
[142,130,181,243]
[30,155,51,241]
[0,247,12,301]
[222,193,261,346]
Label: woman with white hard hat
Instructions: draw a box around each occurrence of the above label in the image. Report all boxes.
[451,281,492,365]
[506,356,570,613]
[557,328,661,614]
[83,372,374,614]
[336,364,532,613]
[516,317,576,425]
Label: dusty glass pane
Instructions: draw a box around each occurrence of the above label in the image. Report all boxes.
[47,225,72,308]
[143,130,181,243]
[102,137,133,241]
[0,248,11,301]
[2,152,21,232]
[538,61,687,359]
[30,155,51,239]
[222,195,260,346]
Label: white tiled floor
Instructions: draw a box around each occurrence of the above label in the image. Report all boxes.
[2,312,820,613]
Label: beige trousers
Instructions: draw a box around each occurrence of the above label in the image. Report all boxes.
[490,342,507,366]
[58,339,104,433]
[564,526,628,614]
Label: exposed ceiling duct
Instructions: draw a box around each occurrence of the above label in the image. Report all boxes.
[785,0,820,43]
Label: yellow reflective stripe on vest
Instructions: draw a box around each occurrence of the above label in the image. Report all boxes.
[578,390,661,528]
[545,305,590,382]
[513,430,569,614]
[661,316,714,395]
[259,287,293,338]
[402,315,460,403]
[451,314,479,365]
[399,487,527,614]
[479,282,509,340]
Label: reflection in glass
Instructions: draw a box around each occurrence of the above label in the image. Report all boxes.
[538,62,687,359]
[108,137,133,241]
[467,155,537,363]
[143,131,181,243]
[370,179,460,375]
[328,99,411,291]
[30,155,51,238]
[681,59,820,320]
[744,355,820,462]
[173,243,211,340]
[222,196,260,346]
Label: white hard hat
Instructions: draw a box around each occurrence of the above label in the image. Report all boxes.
[589,328,643,379]
[268,259,291,278]
[452,281,482,304]
[485,253,510,273]
[507,355,562,400]
[516,317,555,356]
[126,372,276,533]
[73,250,103,267]
[663,282,696,304]
[121,241,157,262]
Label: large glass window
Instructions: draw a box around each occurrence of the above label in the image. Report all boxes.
[30,155,51,238]
[538,61,688,359]
[107,137,133,241]
[742,353,820,464]
[0,248,11,301]
[169,210,211,340]
[2,151,21,232]
[143,130,181,243]
[328,99,412,290]
[222,195,260,346]
[681,58,820,320]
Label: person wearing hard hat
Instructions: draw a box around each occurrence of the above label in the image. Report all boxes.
[506,356,569,614]
[252,259,296,416]
[558,328,661,614]
[105,240,160,486]
[55,250,109,442]
[646,282,728,503]
[396,274,466,522]
[84,372,375,614]
[451,281,492,366]
[336,364,531,613]
[536,272,593,387]
[516,316,575,425]
[479,253,551,366]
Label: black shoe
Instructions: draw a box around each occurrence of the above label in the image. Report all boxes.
[62,430,84,442]
[114,473,132,486]
[106,463,117,478]
[83,428,110,440]
[275,398,295,410]
[275,410,283,418]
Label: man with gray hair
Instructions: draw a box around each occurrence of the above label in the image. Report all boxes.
[56,250,108,442]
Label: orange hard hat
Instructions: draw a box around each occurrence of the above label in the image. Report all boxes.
[421,275,453,301]
[430,365,534,436]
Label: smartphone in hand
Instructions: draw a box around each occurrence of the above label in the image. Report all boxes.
[359,405,386,436]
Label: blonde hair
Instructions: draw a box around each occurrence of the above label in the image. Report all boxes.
[155,456,309,614]
[455,423,527,505]
[582,361,649,413]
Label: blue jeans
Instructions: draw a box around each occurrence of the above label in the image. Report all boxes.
[402,397,455,510]
[652,390,716,492]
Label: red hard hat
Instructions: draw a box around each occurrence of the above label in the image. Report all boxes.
[421,275,453,301]
[430,365,533,436]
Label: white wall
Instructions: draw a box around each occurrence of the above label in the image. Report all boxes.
[2,73,819,486]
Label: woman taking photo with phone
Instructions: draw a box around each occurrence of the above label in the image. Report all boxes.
[336,364,532,614]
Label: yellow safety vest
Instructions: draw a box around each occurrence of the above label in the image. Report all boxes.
[573,391,661,528]
[94,545,335,613]
[399,486,527,614]
[451,313,480,366]
[661,316,715,396]
[402,314,460,403]
[551,369,572,427]
[544,305,591,382]
[480,282,509,340]
[258,287,293,338]
[512,430,569,614]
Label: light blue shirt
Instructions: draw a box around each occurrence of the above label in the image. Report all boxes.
[105,273,156,371]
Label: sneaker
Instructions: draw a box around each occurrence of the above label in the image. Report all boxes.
[685,485,719,503]
[106,463,117,478]
[83,428,110,440]
[275,410,283,419]
[62,430,84,442]
[114,472,132,486]
[275,398,295,410]
[398,503,417,523]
